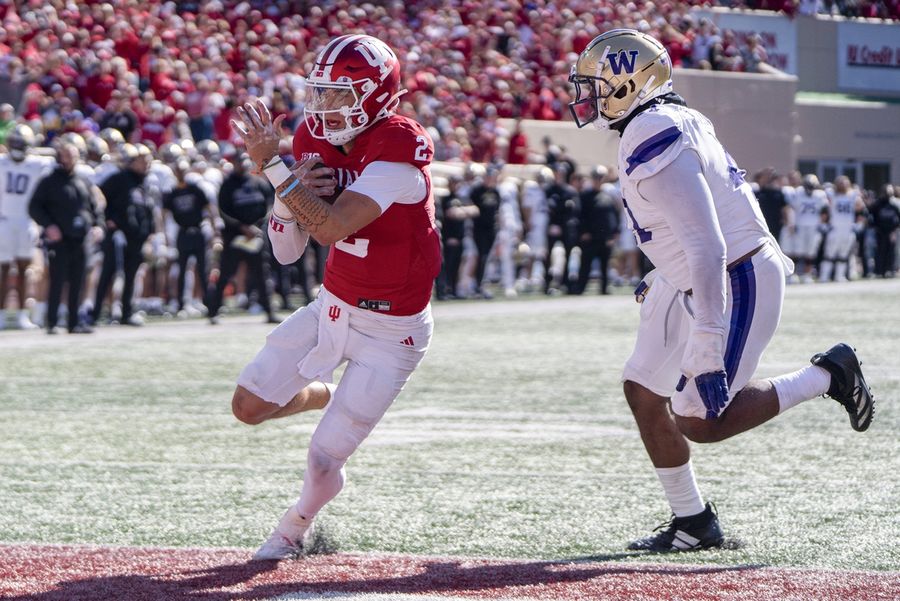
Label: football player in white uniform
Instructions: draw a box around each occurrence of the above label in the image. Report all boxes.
[821,176,864,282]
[569,30,875,552]
[781,174,828,283]
[0,124,54,329]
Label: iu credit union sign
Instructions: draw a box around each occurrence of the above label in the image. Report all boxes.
[837,21,900,93]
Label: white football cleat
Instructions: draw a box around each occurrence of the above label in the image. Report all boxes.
[252,506,313,561]
[17,310,38,330]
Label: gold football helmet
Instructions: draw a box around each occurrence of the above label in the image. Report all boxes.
[568,29,673,130]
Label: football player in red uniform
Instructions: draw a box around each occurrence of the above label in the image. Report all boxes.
[231,34,441,560]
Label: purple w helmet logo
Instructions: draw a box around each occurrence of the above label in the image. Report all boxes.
[607,50,638,75]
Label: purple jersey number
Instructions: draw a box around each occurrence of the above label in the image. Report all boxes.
[622,197,652,243]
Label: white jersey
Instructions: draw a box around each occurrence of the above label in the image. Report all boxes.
[147,161,177,205]
[790,187,828,228]
[0,154,54,220]
[827,190,858,231]
[617,103,771,292]
[75,163,95,182]
[91,161,119,186]
[521,180,548,252]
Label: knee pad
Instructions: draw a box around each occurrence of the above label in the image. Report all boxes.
[309,400,376,464]
[306,442,346,480]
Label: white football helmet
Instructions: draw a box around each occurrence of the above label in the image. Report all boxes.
[569,29,673,131]
[6,124,35,161]
[305,34,406,146]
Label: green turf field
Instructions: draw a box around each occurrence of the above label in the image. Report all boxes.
[1,279,897,571]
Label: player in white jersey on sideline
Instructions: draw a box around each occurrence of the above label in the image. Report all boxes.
[0,124,54,329]
[781,174,828,283]
[821,176,864,282]
[569,29,876,552]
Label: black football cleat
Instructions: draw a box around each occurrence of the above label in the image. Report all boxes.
[627,502,725,552]
[810,343,874,432]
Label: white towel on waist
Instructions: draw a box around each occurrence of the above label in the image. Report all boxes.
[297,290,350,382]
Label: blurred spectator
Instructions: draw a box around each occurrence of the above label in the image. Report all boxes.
[91,143,155,326]
[544,164,579,294]
[185,74,214,142]
[470,166,502,299]
[820,176,865,282]
[710,29,744,72]
[755,168,790,241]
[206,152,276,325]
[741,33,779,74]
[0,124,54,330]
[99,91,138,141]
[163,160,215,315]
[690,18,720,70]
[496,176,525,298]
[0,103,15,145]
[870,184,900,277]
[436,175,477,300]
[506,120,529,165]
[520,170,550,291]
[575,166,620,295]
[781,174,828,283]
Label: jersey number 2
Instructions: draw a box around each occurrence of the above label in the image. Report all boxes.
[335,235,370,258]
[414,135,429,162]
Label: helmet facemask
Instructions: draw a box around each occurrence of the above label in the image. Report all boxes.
[304,78,372,146]
[305,75,404,147]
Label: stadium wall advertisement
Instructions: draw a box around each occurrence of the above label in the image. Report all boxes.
[837,21,900,93]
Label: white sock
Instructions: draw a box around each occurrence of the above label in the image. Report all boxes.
[772,365,831,414]
[295,445,346,519]
[656,462,705,518]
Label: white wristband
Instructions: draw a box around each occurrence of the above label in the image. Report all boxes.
[263,158,292,188]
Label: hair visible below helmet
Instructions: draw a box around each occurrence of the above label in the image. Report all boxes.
[568,29,673,131]
[6,124,35,161]
[305,34,406,146]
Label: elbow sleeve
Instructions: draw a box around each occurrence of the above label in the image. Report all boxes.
[268,214,309,264]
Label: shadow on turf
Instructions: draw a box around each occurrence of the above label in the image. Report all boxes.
[4,550,765,600]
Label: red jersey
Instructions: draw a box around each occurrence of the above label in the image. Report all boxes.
[292,114,441,316]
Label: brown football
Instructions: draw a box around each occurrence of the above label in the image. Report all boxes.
[312,162,343,204]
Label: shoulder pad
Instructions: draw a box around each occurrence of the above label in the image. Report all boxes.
[619,105,687,181]
[369,116,433,168]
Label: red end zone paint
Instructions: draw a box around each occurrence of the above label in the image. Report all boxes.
[0,544,897,601]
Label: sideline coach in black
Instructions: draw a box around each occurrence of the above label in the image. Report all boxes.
[91,143,155,326]
[29,142,103,333]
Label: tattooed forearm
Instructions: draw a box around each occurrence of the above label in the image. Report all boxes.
[275,176,331,232]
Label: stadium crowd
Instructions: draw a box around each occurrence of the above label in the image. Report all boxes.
[1,1,898,166]
[0,1,898,333]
